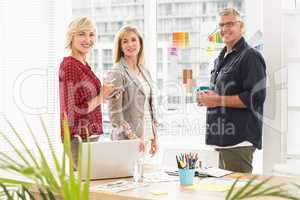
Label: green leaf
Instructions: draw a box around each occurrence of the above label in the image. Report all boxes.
[76,141,83,198]
[39,116,61,174]
[22,186,37,200]
[38,188,48,200]
[0,128,31,168]
[0,183,14,200]
[225,178,240,200]
[230,176,268,199]
[23,116,60,190]
[226,176,300,200]
[5,117,40,168]
[81,141,91,200]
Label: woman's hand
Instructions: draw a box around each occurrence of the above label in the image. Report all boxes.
[88,83,115,112]
[100,83,115,101]
[149,138,158,157]
[139,138,145,153]
[127,131,137,139]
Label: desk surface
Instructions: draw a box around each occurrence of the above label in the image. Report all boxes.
[89,165,300,200]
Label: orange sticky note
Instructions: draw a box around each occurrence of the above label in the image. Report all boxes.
[172,32,189,47]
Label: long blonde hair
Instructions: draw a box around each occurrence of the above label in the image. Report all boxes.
[113,26,144,66]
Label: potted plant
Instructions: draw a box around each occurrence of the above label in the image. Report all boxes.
[0,114,91,200]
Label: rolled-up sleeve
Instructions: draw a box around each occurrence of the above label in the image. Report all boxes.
[74,81,93,112]
[238,50,266,109]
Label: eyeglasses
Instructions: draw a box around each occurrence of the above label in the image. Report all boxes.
[218,21,240,29]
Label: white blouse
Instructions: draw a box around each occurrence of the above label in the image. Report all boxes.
[136,72,154,142]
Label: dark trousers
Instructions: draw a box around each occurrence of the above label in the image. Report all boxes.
[216,146,256,173]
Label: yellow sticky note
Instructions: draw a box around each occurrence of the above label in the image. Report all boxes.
[230,173,247,179]
[151,190,168,195]
[197,184,231,192]
[182,185,197,190]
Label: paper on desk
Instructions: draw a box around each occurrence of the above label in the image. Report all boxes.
[197,167,233,177]
[143,172,179,183]
[91,180,146,193]
[196,178,250,192]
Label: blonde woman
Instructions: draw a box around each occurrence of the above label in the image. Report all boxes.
[59,17,115,168]
[108,26,159,156]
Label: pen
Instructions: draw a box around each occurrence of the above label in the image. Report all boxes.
[175,152,199,169]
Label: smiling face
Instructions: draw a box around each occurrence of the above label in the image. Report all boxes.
[120,31,141,59]
[71,29,95,56]
[218,13,243,48]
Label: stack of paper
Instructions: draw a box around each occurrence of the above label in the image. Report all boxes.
[143,172,179,183]
[91,180,145,193]
[196,167,233,178]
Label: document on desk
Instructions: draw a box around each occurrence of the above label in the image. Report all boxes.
[91,180,147,193]
[197,178,250,192]
[143,172,179,183]
[196,167,233,178]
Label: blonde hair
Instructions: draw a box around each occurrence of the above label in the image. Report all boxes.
[219,8,242,21]
[113,26,145,66]
[65,17,97,50]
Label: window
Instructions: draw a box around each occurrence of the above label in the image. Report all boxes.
[71,0,253,148]
[158,3,172,16]
[0,0,68,162]
[202,2,207,14]
[102,49,112,62]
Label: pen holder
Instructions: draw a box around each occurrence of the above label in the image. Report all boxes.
[178,168,195,186]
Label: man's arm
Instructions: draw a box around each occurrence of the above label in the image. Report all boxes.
[198,49,266,109]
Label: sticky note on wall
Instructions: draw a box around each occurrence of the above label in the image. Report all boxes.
[172,32,189,47]
[208,31,223,44]
[183,69,192,84]
[168,46,179,57]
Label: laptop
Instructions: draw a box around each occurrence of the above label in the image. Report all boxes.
[81,139,140,180]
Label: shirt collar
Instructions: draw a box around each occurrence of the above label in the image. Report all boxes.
[69,56,91,69]
[219,36,246,58]
[120,56,144,70]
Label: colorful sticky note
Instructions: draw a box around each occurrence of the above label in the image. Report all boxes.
[151,190,168,195]
[183,69,193,84]
[197,184,231,192]
[172,32,189,47]
[205,43,216,57]
[208,31,223,44]
[168,46,179,56]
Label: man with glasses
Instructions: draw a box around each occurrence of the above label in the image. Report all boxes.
[197,8,266,173]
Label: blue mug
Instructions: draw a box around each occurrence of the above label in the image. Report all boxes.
[196,86,209,92]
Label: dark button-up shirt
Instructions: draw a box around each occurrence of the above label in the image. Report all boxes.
[206,37,266,149]
[59,56,103,141]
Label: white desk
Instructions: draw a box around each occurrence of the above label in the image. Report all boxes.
[89,165,299,200]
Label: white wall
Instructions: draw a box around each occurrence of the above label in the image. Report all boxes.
[262,0,284,174]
